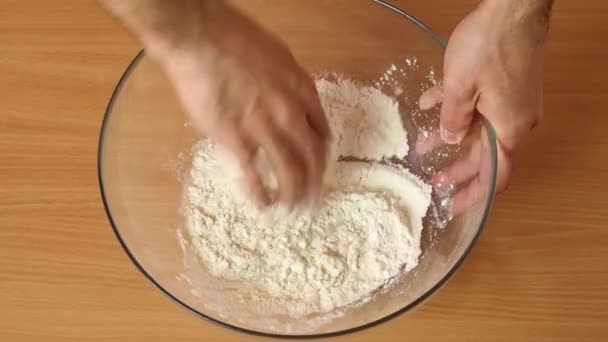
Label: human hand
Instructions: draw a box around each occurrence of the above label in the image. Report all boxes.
[419,0,551,215]
[149,3,330,209]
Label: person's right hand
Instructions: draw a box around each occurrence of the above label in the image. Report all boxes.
[419,0,550,215]
[152,3,330,209]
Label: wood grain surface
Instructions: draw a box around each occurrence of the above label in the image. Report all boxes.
[1,0,607,341]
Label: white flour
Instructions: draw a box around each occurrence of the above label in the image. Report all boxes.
[315,78,408,161]
[183,77,431,317]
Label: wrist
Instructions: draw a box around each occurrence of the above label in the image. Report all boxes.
[144,1,229,59]
[478,0,553,41]
[101,0,229,59]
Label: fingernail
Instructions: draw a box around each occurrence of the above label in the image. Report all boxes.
[440,126,460,144]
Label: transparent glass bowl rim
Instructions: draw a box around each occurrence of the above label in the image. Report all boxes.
[97,0,498,338]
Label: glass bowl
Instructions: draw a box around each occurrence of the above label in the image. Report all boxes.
[98,0,497,338]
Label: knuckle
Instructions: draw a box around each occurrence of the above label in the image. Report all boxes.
[442,76,467,97]
[268,96,299,127]
[497,176,511,193]
[531,110,543,130]
[530,118,541,131]
[443,76,475,104]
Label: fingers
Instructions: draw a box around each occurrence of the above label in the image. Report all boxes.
[440,78,477,145]
[305,101,331,143]
[218,77,329,211]
[219,111,324,211]
[443,143,484,217]
[443,129,513,217]
[270,90,328,208]
[450,176,483,216]
[432,138,482,217]
[266,74,329,209]
[414,130,443,156]
[433,138,482,187]
[418,78,477,145]
[495,142,513,193]
[299,72,332,141]
[419,85,443,110]
[211,66,329,210]
[449,148,511,217]
[298,77,331,204]
[282,113,327,207]
[250,110,306,209]
[216,125,271,208]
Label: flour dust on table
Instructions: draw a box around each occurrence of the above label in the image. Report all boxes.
[183,77,432,317]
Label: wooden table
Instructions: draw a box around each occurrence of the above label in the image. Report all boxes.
[1,0,607,341]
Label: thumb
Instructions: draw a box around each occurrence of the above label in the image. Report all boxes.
[440,79,477,144]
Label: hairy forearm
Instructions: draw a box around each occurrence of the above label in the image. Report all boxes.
[479,0,554,44]
[99,0,226,54]
[482,0,554,25]
[512,0,554,22]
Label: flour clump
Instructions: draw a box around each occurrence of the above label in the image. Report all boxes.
[183,77,431,317]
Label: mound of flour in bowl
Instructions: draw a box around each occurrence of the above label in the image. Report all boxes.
[183,77,431,317]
